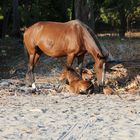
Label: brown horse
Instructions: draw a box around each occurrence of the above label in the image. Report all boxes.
[23,20,107,89]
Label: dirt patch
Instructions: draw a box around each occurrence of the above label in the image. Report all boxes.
[0,58,140,140]
[0,37,140,139]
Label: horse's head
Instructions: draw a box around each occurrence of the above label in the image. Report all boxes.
[94,53,107,86]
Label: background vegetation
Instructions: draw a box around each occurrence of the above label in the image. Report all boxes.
[0,0,140,39]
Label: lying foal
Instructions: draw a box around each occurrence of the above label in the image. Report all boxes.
[59,67,94,94]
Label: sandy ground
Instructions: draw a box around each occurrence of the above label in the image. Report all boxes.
[0,90,140,140]
[0,54,140,140]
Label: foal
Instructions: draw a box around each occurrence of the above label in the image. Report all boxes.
[59,67,94,94]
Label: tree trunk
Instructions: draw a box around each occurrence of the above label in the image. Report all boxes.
[118,5,126,38]
[2,11,11,38]
[72,0,75,19]
[12,0,20,37]
[74,0,114,61]
[88,1,95,31]
[74,0,95,30]
[2,1,11,38]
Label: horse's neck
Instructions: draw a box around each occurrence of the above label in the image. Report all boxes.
[83,26,103,60]
[89,46,101,62]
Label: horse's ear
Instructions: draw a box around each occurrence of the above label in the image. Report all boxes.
[82,68,88,73]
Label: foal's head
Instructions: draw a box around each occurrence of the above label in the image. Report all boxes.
[82,68,94,81]
[59,67,80,83]
[94,54,106,86]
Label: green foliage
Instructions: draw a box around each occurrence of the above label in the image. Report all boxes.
[98,0,140,33]
[19,0,72,27]
[0,7,4,20]
[0,0,139,38]
[67,8,72,20]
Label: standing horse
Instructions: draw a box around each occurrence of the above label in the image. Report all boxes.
[23,20,107,89]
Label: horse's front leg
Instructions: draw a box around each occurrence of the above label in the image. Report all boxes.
[66,53,75,67]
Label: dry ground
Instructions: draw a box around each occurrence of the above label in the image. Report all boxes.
[0,36,140,140]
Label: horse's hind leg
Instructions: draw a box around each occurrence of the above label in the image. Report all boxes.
[26,47,42,87]
[34,47,42,65]
[26,53,36,86]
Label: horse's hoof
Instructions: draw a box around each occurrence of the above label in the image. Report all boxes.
[32,83,36,88]
[32,83,38,91]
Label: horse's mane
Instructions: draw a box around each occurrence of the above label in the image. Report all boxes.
[79,21,105,58]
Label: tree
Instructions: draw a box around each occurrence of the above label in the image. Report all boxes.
[12,0,20,37]
[103,0,140,38]
[118,3,126,38]
[74,0,95,30]
[1,0,12,38]
[0,0,139,38]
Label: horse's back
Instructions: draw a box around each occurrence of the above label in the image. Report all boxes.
[24,20,83,46]
[23,20,86,56]
[24,20,82,36]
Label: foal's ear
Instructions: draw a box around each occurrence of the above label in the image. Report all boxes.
[97,53,102,59]
[82,69,88,73]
